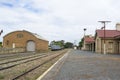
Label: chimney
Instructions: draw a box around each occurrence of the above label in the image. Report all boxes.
[116,23,120,31]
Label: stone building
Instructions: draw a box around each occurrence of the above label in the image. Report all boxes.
[82,35,95,51]
[95,23,120,54]
[3,30,49,52]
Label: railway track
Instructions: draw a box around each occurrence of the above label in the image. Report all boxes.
[0,50,66,71]
[0,49,68,80]
[0,53,45,65]
[0,52,38,61]
[0,54,48,71]
[12,51,65,80]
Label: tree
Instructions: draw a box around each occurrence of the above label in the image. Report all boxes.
[79,38,84,48]
[64,42,73,48]
[0,42,2,47]
[50,40,65,48]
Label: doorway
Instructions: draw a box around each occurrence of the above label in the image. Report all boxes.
[26,40,35,52]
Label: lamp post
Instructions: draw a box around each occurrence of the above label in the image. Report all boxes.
[0,30,3,36]
[84,28,86,37]
[98,21,111,54]
[83,28,87,50]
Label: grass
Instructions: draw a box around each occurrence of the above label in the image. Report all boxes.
[0,75,5,79]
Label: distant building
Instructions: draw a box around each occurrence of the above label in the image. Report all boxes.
[74,45,77,50]
[82,35,95,51]
[3,30,49,52]
[95,23,120,54]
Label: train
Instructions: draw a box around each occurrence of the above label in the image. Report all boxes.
[50,45,63,51]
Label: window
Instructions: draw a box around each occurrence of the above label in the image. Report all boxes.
[17,34,23,38]
[6,40,9,45]
[109,42,113,49]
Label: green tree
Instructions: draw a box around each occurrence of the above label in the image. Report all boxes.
[79,38,84,48]
[64,42,73,48]
[50,40,65,48]
[0,42,2,47]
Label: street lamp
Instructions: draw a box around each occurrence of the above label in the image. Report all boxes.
[98,21,111,54]
[83,28,87,50]
[84,28,87,37]
[0,30,3,36]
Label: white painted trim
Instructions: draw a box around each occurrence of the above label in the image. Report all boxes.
[36,50,70,80]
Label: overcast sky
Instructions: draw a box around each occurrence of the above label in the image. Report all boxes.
[0,0,120,44]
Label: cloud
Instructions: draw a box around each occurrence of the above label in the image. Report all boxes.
[0,0,120,44]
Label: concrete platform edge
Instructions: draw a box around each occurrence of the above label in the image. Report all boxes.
[36,50,71,80]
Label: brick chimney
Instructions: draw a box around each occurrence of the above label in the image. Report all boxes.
[116,23,120,31]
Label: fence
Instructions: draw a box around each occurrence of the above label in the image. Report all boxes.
[0,48,25,54]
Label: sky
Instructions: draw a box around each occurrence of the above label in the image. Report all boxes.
[0,0,120,45]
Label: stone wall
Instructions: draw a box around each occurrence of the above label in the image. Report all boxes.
[0,48,25,54]
[3,30,48,51]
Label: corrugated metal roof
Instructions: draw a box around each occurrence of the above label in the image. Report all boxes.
[96,30,120,38]
[32,33,48,41]
[84,37,95,43]
[4,30,48,41]
[21,30,48,41]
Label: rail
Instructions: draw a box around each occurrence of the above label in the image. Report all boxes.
[12,51,65,80]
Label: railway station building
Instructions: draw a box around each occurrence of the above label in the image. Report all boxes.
[95,23,120,54]
[82,35,95,51]
[3,30,49,52]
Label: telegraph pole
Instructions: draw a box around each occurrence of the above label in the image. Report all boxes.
[98,21,111,54]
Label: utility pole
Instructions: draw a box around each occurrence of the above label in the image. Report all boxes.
[98,21,111,54]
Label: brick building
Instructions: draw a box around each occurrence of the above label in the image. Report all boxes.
[3,30,49,52]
